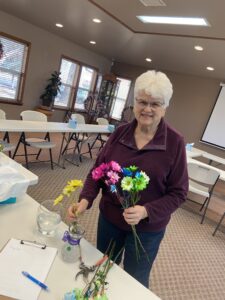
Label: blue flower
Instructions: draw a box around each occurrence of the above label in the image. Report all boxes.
[135,171,141,178]
[122,168,132,177]
[110,185,117,193]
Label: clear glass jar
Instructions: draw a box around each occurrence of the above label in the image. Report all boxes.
[37,199,63,236]
[61,223,85,263]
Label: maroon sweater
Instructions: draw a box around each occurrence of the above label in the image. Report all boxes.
[79,118,188,232]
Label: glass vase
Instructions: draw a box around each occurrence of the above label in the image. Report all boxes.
[61,222,85,263]
[36,199,63,236]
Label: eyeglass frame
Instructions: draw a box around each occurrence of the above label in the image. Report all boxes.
[135,98,165,110]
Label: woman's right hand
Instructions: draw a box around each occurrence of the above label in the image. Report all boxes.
[67,198,89,221]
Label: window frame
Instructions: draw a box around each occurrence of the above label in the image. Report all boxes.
[0,32,31,105]
[54,56,80,109]
[54,55,98,112]
[110,76,132,121]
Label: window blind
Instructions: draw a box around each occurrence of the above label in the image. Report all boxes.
[0,35,28,102]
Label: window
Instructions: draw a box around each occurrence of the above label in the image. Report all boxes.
[54,58,79,108]
[0,33,30,104]
[75,66,97,110]
[95,74,103,95]
[54,57,98,110]
[110,77,131,120]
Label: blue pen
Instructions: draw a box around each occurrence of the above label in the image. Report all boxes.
[22,271,49,291]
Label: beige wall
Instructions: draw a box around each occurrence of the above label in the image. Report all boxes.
[0,10,111,121]
[112,62,225,160]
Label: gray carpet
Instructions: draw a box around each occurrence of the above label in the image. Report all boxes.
[27,157,225,300]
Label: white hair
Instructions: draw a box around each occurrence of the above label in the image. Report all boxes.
[134,70,173,107]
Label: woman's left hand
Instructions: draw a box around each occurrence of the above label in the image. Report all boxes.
[123,205,148,225]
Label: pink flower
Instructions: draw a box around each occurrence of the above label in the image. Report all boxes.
[109,161,122,172]
[107,171,120,184]
[92,167,104,181]
[99,163,109,172]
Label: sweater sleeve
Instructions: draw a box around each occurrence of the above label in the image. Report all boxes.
[144,137,189,223]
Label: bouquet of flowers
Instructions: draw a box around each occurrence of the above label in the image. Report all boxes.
[92,161,150,261]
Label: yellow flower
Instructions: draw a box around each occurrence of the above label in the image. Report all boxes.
[63,185,75,196]
[68,179,83,188]
[53,179,83,206]
[121,176,133,191]
[54,194,63,206]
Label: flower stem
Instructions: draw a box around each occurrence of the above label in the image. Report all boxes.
[131,225,140,261]
[131,225,150,263]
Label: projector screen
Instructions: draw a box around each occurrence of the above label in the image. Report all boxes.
[201,85,225,149]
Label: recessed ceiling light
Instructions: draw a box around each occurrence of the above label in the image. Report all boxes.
[206,66,214,71]
[56,23,63,28]
[90,41,96,45]
[93,18,102,23]
[137,16,209,26]
[195,45,203,51]
[145,58,152,62]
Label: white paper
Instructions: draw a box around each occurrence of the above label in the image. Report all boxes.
[0,238,57,300]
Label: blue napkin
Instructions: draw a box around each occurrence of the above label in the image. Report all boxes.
[186,143,194,151]
[108,124,115,133]
[68,119,77,129]
[0,197,16,205]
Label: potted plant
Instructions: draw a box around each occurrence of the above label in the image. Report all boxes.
[40,71,61,109]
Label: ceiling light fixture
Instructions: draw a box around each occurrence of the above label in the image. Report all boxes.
[137,16,209,26]
[139,0,166,7]
[93,18,102,23]
[55,23,63,28]
[145,58,152,62]
[206,66,214,71]
[90,41,96,45]
[194,45,203,51]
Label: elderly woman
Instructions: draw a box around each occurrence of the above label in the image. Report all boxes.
[68,70,188,288]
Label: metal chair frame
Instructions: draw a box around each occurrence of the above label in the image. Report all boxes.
[61,113,93,165]
[212,212,225,236]
[0,109,16,157]
[187,162,220,224]
[13,111,55,169]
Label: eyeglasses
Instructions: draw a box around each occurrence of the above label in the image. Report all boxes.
[135,99,165,109]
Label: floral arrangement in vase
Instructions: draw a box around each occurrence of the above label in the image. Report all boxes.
[54,179,84,262]
[92,161,150,261]
[54,178,84,231]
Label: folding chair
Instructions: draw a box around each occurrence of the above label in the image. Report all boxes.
[13,110,56,169]
[187,162,220,224]
[61,113,94,164]
[89,117,109,152]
